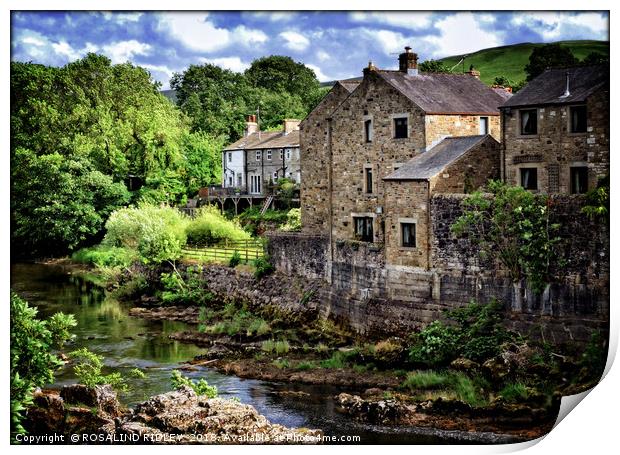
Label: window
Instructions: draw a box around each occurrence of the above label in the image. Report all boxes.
[286,149,291,160]
[353,217,373,242]
[364,167,373,194]
[364,119,373,143]
[570,106,587,133]
[228,152,232,162]
[250,175,262,194]
[520,168,538,190]
[401,223,416,248]
[570,167,588,194]
[228,176,233,186]
[479,116,489,135]
[280,150,284,160]
[394,117,408,138]
[266,149,272,160]
[237,173,242,186]
[255,151,261,161]
[273,171,278,180]
[520,109,537,135]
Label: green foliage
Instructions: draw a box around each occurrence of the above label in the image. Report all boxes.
[181,131,225,195]
[499,382,529,403]
[577,332,608,383]
[160,265,213,306]
[582,176,609,221]
[295,360,319,371]
[253,256,275,279]
[229,251,242,268]
[10,293,76,439]
[272,359,290,369]
[582,51,609,65]
[72,245,137,268]
[402,371,452,390]
[129,368,146,379]
[525,43,579,81]
[320,351,348,369]
[261,339,290,355]
[69,348,127,391]
[409,301,514,366]
[451,180,563,293]
[186,205,251,246]
[402,371,488,407]
[103,204,188,263]
[419,59,452,73]
[171,370,218,398]
[280,208,302,232]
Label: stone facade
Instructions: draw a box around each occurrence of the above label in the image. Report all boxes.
[246,144,301,194]
[501,67,609,194]
[425,114,500,149]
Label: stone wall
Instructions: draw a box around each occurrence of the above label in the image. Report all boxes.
[266,231,328,279]
[502,88,609,193]
[425,114,501,149]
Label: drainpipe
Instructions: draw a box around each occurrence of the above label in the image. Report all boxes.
[500,109,506,182]
[327,117,334,284]
[426,180,431,271]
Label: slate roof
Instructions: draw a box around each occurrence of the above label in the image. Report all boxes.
[493,87,514,102]
[384,135,490,180]
[377,71,506,115]
[501,64,609,108]
[223,130,299,151]
[338,80,361,93]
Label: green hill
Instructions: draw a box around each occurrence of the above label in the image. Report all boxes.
[438,40,609,85]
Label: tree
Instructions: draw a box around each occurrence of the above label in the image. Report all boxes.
[524,44,578,81]
[11,293,76,439]
[581,52,609,66]
[419,59,451,73]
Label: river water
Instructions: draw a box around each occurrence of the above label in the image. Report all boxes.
[11,262,512,445]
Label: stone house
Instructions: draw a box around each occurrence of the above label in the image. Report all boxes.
[500,64,609,194]
[223,118,301,194]
[303,47,507,250]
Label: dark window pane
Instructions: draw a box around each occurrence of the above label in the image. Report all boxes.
[394,117,408,138]
[520,168,538,190]
[354,217,373,242]
[570,167,588,194]
[364,119,372,142]
[520,109,537,135]
[365,168,373,193]
[401,223,416,247]
[571,106,587,133]
[480,117,489,135]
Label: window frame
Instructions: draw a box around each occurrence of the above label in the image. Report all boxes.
[266,149,272,160]
[364,118,373,143]
[255,150,262,161]
[570,166,589,194]
[363,165,374,194]
[519,108,538,136]
[569,105,587,134]
[400,222,417,248]
[519,167,538,190]
[393,116,409,139]
[353,216,374,242]
[479,116,489,135]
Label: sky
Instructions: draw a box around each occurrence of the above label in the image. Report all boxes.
[11,11,609,89]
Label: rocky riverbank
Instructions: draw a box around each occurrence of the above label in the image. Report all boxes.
[24,384,321,444]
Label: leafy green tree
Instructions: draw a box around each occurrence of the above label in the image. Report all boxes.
[11,293,76,439]
[419,59,451,73]
[524,43,578,81]
[581,51,609,66]
[11,149,130,254]
[182,131,225,195]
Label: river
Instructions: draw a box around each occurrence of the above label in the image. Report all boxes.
[11,262,514,444]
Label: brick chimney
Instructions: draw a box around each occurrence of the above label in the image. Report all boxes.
[283,119,300,135]
[466,64,480,79]
[245,114,258,137]
[363,60,378,76]
[399,46,418,76]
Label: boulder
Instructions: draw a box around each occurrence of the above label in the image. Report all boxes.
[450,358,480,372]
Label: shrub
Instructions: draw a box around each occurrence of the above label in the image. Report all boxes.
[408,321,459,367]
[229,251,241,268]
[402,371,451,390]
[160,266,212,306]
[69,348,127,392]
[253,256,275,279]
[186,205,250,246]
[320,351,347,369]
[499,382,529,403]
[280,208,301,232]
[129,368,146,379]
[295,361,318,371]
[372,339,405,366]
[103,204,188,263]
[273,359,290,369]
[11,293,76,439]
[72,245,137,268]
[246,318,271,337]
[171,370,217,398]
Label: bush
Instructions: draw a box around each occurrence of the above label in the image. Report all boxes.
[186,205,250,246]
[261,339,290,355]
[171,370,217,398]
[295,360,318,371]
[11,293,76,439]
[69,348,127,392]
[320,351,348,369]
[103,204,188,263]
[72,245,137,268]
[280,208,301,232]
[408,321,459,367]
[253,256,275,279]
[499,382,529,403]
[160,266,213,306]
[229,251,241,268]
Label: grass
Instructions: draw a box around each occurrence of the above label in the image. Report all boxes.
[295,360,319,371]
[272,359,290,369]
[499,382,530,403]
[402,370,489,407]
[261,339,290,355]
[320,351,347,369]
[438,40,609,85]
[403,371,452,390]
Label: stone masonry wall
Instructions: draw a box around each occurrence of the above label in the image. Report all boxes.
[503,88,609,193]
[300,83,353,235]
[266,232,328,280]
[425,114,501,149]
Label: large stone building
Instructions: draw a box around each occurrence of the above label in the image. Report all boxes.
[500,64,609,194]
[223,118,301,195]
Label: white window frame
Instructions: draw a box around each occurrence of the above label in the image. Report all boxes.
[255,150,262,161]
[266,149,272,160]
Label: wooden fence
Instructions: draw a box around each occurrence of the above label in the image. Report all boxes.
[181,238,266,263]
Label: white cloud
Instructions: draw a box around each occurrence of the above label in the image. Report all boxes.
[350,12,433,30]
[512,12,608,41]
[199,56,250,73]
[158,12,267,53]
[424,12,502,57]
[247,12,296,22]
[279,31,310,52]
[22,36,46,47]
[316,50,331,62]
[101,40,151,64]
[306,64,332,82]
[51,41,81,60]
